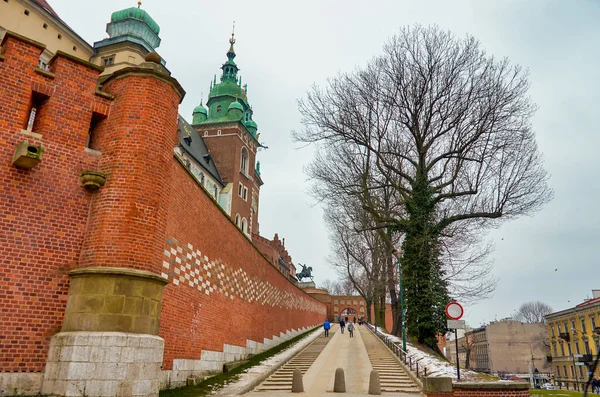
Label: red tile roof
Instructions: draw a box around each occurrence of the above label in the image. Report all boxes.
[33,0,60,20]
[576,296,600,308]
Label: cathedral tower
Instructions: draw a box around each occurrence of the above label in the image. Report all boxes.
[192,32,263,238]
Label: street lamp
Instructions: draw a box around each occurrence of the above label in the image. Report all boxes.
[392,249,407,352]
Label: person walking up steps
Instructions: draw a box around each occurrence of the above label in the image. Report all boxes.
[323,319,331,337]
[347,321,354,337]
[340,319,345,334]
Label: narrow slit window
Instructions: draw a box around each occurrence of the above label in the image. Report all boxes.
[86,112,106,150]
[26,92,48,132]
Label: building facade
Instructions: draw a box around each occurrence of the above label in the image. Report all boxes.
[252,233,297,280]
[546,290,600,390]
[445,319,551,378]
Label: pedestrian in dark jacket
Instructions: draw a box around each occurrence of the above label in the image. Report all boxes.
[340,319,345,334]
[323,319,331,337]
[347,322,355,337]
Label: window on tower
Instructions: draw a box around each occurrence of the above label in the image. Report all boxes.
[241,147,249,175]
[216,105,222,113]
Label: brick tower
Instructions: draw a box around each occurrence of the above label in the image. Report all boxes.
[191,32,263,239]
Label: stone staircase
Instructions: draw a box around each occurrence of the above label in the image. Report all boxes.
[361,327,421,393]
[254,326,337,391]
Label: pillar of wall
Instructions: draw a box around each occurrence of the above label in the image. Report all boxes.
[41,57,185,397]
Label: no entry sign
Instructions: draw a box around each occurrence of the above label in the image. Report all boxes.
[445,302,464,320]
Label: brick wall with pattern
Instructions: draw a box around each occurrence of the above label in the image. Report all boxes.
[159,161,326,369]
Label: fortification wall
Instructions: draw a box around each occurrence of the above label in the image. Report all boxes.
[0,31,107,375]
[0,30,326,397]
[158,160,325,388]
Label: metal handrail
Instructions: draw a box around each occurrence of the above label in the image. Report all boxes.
[365,322,431,379]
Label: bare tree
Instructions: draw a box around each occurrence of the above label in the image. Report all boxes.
[295,25,552,349]
[324,196,391,327]
[513,301,553,323]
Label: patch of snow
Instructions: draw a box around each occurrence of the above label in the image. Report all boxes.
[372,326,483,381]
[213,326,324,395]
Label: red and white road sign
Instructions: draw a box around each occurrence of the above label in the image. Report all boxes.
[445,302,464,320]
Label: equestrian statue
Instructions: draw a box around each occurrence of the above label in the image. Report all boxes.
[296,263,313,282]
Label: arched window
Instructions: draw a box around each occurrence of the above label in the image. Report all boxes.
[216,105,222,113]
[241,218,247,234]
[235,214,240,227]
[240,147,249,175]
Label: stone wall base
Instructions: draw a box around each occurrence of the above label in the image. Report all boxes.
[41,332,164,397]
[0,373,43,396]
[423,377,530,397]
[161,324,317,389]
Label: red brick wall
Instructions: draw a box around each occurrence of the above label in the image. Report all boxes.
[329,296,366,323]
[200,125,258,234]
[158,158,326,369]
[0,34,105,372]
[424,383,530,397]
[78,67,181,274]
[0,32,325,376]
[452,388,529,397]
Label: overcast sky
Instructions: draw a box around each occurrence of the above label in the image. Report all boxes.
[53,0,599,327]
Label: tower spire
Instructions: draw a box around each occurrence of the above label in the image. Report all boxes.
[221,23,239,83]
[227,21,236,62]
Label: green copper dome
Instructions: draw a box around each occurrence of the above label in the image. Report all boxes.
[111,7,160,35]
[193,104,208,115]
[228,101,243,111]
[245,119,258,136]
[192,102,208,124]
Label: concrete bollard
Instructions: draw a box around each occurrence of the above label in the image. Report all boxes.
[368,370,381,395]
[291,368,304,393]
[333,367,346,393]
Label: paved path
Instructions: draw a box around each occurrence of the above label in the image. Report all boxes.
[248,324,421,396]
[254,324,339,391]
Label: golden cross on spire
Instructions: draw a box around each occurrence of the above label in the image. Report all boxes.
[230,21,236,45]
[137,1,142,8]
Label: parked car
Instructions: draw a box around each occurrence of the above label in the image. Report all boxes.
[542,383,555,390]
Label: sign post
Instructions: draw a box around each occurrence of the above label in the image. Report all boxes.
[446,302,464,381]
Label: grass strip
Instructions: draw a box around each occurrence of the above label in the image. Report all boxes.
[159,326,320,397]
[530,389,586,397]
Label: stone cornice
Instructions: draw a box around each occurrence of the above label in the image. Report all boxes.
[102,63,185,102]
[68,266,169,285]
